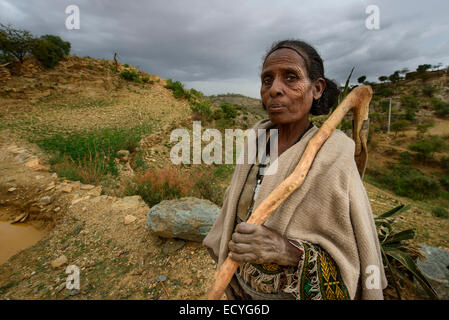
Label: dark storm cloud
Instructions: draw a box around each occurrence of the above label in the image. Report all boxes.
[1,0,448,97]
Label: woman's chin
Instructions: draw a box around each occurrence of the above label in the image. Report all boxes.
[269,113,294,125]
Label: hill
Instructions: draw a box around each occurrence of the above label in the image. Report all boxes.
[0,54,449,300]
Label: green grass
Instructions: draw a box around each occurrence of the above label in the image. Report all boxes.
[0,281,20,295]
[365,164,442,200]
[432,207,449,219]
[31,124,153,184]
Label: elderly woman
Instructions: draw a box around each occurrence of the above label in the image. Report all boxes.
[203,40,387,300]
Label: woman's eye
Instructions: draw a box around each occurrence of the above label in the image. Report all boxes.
[263,77,272,85]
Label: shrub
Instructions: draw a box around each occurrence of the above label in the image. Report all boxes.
[220,103,238,119]
[120,69,139,81]
[396,174,441,200]
[127,168,194,207]
[441,156,449,172]
[367,165,442,200]
[399,152,412,166]
[422,86,437,97]
[380,100,391,112]
[31,39,61,68]
[441,176,449,188]
[410,88,420,97]
[189,88,203,100]
[376,86,394,97]
[212,109,224,120]
[404,108,416,121]
[431,207,449,219]
[400,94,419,109]
[190,169,224,206]
[409,135,446,161]
[190,100,212,121]
[165,79,189,99]
[430,98,449,117]
[39,35,70,55]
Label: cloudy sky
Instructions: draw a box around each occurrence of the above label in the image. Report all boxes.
[1,0,448,98]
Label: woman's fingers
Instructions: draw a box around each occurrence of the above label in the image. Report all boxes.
[228,240,252,254]
[231,231,254,244]
[229,252,258,263]
[235,222,257,234]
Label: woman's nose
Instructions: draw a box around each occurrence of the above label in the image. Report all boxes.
[269,77,284,97]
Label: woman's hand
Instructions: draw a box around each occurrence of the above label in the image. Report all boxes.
[228,222,302,266]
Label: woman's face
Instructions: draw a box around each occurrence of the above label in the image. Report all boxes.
[260,48,324,125]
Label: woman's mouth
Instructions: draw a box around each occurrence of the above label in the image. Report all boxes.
[268,104,287,112]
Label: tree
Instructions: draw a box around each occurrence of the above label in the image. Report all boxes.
[31,35,71,68]
[417,64,431,73]
[391,120,410,137]
[388,71,401,84]
[357,75,367,84]
[399,68,409,75]
[378,76,388,83]
[432,63,443,71]
[0,23,34,63]
[40,35,70,55]
[31,39,61,68]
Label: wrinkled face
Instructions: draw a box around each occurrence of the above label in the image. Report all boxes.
[260,48,321,125]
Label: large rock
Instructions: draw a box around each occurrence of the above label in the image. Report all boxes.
[416,245,449,299]
[146,197,220,242]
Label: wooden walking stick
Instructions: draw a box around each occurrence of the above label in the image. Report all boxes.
[205,85,373,300]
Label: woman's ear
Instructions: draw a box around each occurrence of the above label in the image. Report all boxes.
[313,78,326,100]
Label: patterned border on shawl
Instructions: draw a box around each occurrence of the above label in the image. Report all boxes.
[283,241,350,300]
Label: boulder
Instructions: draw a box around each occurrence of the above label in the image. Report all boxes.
[146,197,220,242]
[416,245,449,299]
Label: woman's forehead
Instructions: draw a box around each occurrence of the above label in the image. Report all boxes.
[262,48,308,73]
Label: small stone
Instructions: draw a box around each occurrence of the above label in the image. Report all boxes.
[116,150,130,161]
[40,196,52,205]
[69,289,80,296]
[8,187,16,192]
[155,275,167,282]
[25,158,48,171]
[60,185,73,193]
[80,184,95,190]
[51,255,68,269]
[45,182,55,191]
[54,207,61,213]
[71,196,90,205]
[124,214,137,225]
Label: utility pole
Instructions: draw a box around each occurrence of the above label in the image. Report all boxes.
[387,98,392,134]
